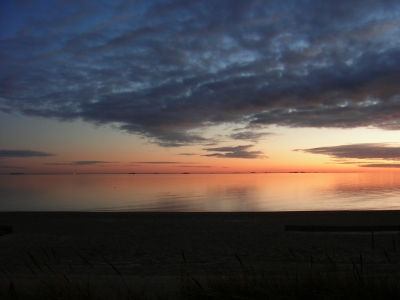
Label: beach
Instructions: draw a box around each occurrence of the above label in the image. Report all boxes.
[1,211,400,280]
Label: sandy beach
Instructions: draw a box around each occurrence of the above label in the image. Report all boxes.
[1,211,400,281]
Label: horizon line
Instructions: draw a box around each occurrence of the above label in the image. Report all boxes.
[1,171,394,175]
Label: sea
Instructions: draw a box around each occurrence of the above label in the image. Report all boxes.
[1,172,400,212]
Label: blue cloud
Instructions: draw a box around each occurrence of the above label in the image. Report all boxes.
[1,0,400,146]
[230,131,273,142]
[0,150,55,158]
[45,161,114,166]
[296,143,400,160]
[203,144,267,159]
[132,161,181,164]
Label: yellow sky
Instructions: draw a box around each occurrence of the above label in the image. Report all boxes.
[2,111,400,174]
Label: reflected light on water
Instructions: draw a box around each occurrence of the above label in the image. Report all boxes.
[1,173,400,211]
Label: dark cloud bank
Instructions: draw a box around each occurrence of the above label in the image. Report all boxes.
[0,150,55,158]
[203,145,266,159]
[1,0,400,147]
[45,161,113,166]
[297,143,400,167]
[132,161,181,165]
[0,165,26,169]
[230,131,273,143]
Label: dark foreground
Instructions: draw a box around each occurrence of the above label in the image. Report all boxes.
[1,211,400,299]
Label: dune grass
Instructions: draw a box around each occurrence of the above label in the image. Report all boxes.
[179,264,400,300]
[3,232,400,299]
[4,269,400,300]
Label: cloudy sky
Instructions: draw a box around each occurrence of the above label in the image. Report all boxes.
[1,0,400,174]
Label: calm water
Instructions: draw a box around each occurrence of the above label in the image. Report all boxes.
[1,173,400,212]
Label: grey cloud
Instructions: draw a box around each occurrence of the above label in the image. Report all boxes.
[178,153,197,156]
[203,145,266,159]
[0,150,55,158]
[119,123,211,147]
[0,165,27,169]
[296,143,400,160]
[132,161,181,164]
[2,1,400,146]
[45,161,114,166]
[359,164,400,168]
[173,165,212,168]
[230,131,273,142]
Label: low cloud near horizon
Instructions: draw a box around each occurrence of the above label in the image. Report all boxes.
[296,143,400,167]
[203,145,267,159]
[0,150,55,158]
[132,161,181,165]
[0,165,27,169]
[230,131,273,143]
[45,161,115,166]
[359,164,400,168]
[2,1,400,147]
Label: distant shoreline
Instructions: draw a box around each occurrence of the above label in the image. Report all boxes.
[0,171,383,175]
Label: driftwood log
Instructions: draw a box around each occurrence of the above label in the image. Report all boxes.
[285,225,400,232]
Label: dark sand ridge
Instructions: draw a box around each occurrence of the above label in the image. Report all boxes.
[1,211,400,281]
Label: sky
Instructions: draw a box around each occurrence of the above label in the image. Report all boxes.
[1,0,400,174]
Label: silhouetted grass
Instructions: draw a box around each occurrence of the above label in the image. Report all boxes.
[2,232,400,299]
[180,257,400,300]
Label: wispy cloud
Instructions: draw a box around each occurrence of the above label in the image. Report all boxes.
[0,150,55,158]
[45,161,114,166]
[0,165,27,169]
[359,163,400,168]
[132,161,182,165]
[295,143,400,160]
[230,131,273,142]
[1,1,400,146]
[203,145,267,159]
[173,165,212,168]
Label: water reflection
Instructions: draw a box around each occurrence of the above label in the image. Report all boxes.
[322,173,400,211]
[1,173,400,211]
[331,173,400,195]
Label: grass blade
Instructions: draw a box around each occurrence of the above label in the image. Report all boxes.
[191,276,204,291]
[76,252,94,268]
[287,247,297,262]
[60,272,71,285]
[98,253,135,298]
[384,248,390,264]
[9,281,17,300]
[371,231,375,251]
[350,256,364,286]
[234,252,244,268]
[326,251,335,269]
[28,252,44,273]
[181,248,187,265]
[24,260,36,276]
[99,253,122,277]
[44,262,56,275]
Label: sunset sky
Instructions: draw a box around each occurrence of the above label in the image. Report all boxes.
[1,0,400,174]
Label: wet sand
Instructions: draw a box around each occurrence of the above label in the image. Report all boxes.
[1,211,400,279]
